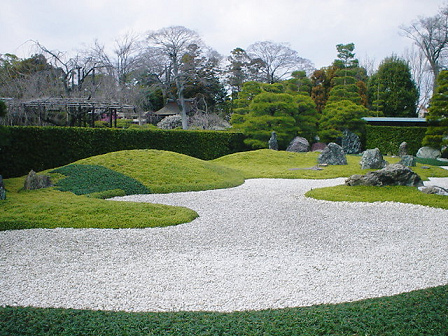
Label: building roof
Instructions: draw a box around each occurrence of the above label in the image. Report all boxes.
[362,117,427,123]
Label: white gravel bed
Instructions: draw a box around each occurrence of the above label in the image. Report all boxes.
[1,178,447,313]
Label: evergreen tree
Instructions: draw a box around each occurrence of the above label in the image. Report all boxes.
[319,100,367,143]
[231,88,319,149]
[367,56,418,117]
[423,70,448,152]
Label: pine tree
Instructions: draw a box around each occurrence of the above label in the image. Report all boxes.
[423,70,448,152]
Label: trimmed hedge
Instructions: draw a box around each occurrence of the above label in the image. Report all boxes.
[365,125,427,156]
[0,127,247,178]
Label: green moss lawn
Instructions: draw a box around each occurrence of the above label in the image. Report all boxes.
[1,148,448,335]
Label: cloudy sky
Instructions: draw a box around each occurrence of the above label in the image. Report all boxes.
[1,0,446,69]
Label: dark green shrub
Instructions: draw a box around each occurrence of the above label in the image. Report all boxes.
[51,164,150,195]
[365,125,427,155]
[0,127,247,178]
[85,189,127,199]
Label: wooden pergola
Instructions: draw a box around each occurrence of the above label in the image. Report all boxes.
[22,98,136,127]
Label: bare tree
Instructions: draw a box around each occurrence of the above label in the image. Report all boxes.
[34,41,102,96]
[403,46,434,113]
[400,5,448,90]
[247,41,314,84]
[146,26,204,129]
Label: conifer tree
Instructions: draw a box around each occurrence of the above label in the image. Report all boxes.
[423,70,448,153]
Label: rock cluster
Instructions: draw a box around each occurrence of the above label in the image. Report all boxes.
[311,142,326,152]
[286,136,309,152]
[24,170,53,190]
[416,146,441,159]
[360,148,387,169]
[268,131,278,150]
[341,129,361,154]
[398,142,408,157]
[399,155,416,167]
[0,175,5,200]
[318,143,347,165]
[420,185,448,196]
[345,164,423,187]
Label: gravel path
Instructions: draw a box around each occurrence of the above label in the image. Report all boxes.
[1,178,447,312]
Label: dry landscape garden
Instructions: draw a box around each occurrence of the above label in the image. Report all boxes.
[1,5,448,336]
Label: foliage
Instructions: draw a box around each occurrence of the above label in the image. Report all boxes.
[231,91,318,149]
[157,114,183,129]
[366,125,427,155]
[310,68,331,113]
[0,127,247,178]
[0,176,197,231]
[423,70,448,149]
[367,55,418,117]
[306,184,448,209]
[51,164,150,195]
[1,285,447,335]
[318,100,367,143]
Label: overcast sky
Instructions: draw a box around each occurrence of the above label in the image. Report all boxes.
[1,0,446,70]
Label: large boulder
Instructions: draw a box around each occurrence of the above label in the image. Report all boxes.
[318,142,347,165]
[416,146,441,159]
[399,155,416,167]
[286,136,309,152]
[24,170,53,190]
[341,129,361,154]
[268,131,278,150]
[345,164,423,187]
[360,148,387,169]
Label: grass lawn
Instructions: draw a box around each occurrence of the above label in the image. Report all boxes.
[1,176,198,231]
[75,149,245,193]
[212,149,448,180]
[306,184,448,210]
[1,149,448,335]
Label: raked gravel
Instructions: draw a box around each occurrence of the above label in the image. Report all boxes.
[1,178,447,312]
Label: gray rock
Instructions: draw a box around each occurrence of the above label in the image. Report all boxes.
[341,129,362,154]
[286,136,309,152]
[311,142,327,152]
[360,148,387,169]
[398,142,408,157]
[345,164,423,187]
[420,185,448,196]
[24,170,53,190]
[416,146,441,159]
[318,142,347,165]
[268,131,278,150]
[399,155,416,167]
[0,175,5,200]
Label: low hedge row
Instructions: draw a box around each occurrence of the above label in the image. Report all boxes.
[365,125,427,156]
[0,127,247,178]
